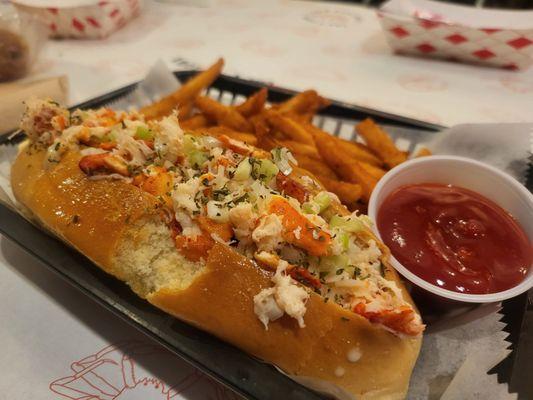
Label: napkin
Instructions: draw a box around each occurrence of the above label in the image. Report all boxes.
[0,75,68,134]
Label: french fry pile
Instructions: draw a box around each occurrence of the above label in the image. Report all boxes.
[140,58,430,210]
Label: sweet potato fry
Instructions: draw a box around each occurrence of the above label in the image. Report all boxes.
[202,126,257,145]
[235,88,267,117]
[266,112,314,145]
[414,147,432,157]
[356,118,407,168]
[180,114,209,130]
[293,154,338,180]
[318,177,363,205]
[141,58,224,120]
[312,130,377,201]
[195,96,252,132]
[276,90,330,115]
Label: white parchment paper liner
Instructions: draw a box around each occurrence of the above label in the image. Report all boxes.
[0,61,525,400]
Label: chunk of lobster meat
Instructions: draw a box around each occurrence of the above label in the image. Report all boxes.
[254,252,321,290]
[175,234,214,262]
[78,153,129,177]
[196,216,234,243]
[132,167,173,209]
[353,303,425,336]
[174,216,234,261]
[275,172,308,203]
[20,98,70,144]
[218,134,269,158]
[267,197,331,256]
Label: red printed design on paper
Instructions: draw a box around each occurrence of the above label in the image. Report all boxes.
[49,341,240,400]
[507,37,532,49]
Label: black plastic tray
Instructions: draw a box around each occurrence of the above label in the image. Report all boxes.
[0,71,530,399]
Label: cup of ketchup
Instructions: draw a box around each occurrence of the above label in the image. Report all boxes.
[368,156,533,326]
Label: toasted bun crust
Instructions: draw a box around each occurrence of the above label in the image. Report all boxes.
[11,146,421,400]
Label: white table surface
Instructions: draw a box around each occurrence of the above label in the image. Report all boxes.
[27,0,533,126]
[1,0,530,399]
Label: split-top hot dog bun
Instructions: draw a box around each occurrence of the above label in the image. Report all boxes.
[12,99,424,399]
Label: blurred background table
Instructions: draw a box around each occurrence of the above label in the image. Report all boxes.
[24,0,533,127]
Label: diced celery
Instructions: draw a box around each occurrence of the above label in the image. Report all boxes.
[101,131,117,143]
[329,215,346,228]
[188,150,208,168]
[135,126,153,141]
[183,134,197,154]
[338,232,350,251]
[234,158,251,181]
[329,215,364,232]
[302,202,318,214]
[319,254,349,272]
[270,147,295,175]
[314,191,331,212]
[254,159,279,183]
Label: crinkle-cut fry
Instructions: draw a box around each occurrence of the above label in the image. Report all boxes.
[356,118,408,168]
[195,96,253,132]
[359,161,386,180]
[140,58,224,120]
[201,126,257,145]
[414,147,432,157]
[312,129,377,202]
[304,123,382,166]
[265,111,314,145]
[317,176,363,205]
[234,88,267,117]
[180,114,209,130]
[293,154,338,180]
[177,101,193,120]
[276,90,330,115]
[278,139,320,160]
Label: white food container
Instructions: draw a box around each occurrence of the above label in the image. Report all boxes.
[368,155,533,304]
[12,0,143,39]
[378,0,533,70]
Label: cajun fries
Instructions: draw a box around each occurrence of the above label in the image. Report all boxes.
[141,58,224,121]
[138,58,427,207]
[356,118,408,168]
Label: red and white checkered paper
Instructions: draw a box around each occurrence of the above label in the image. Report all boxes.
[378,0,533,70]
[13,0,142,39]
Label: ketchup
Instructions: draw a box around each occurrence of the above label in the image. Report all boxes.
[377,183,532,294]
